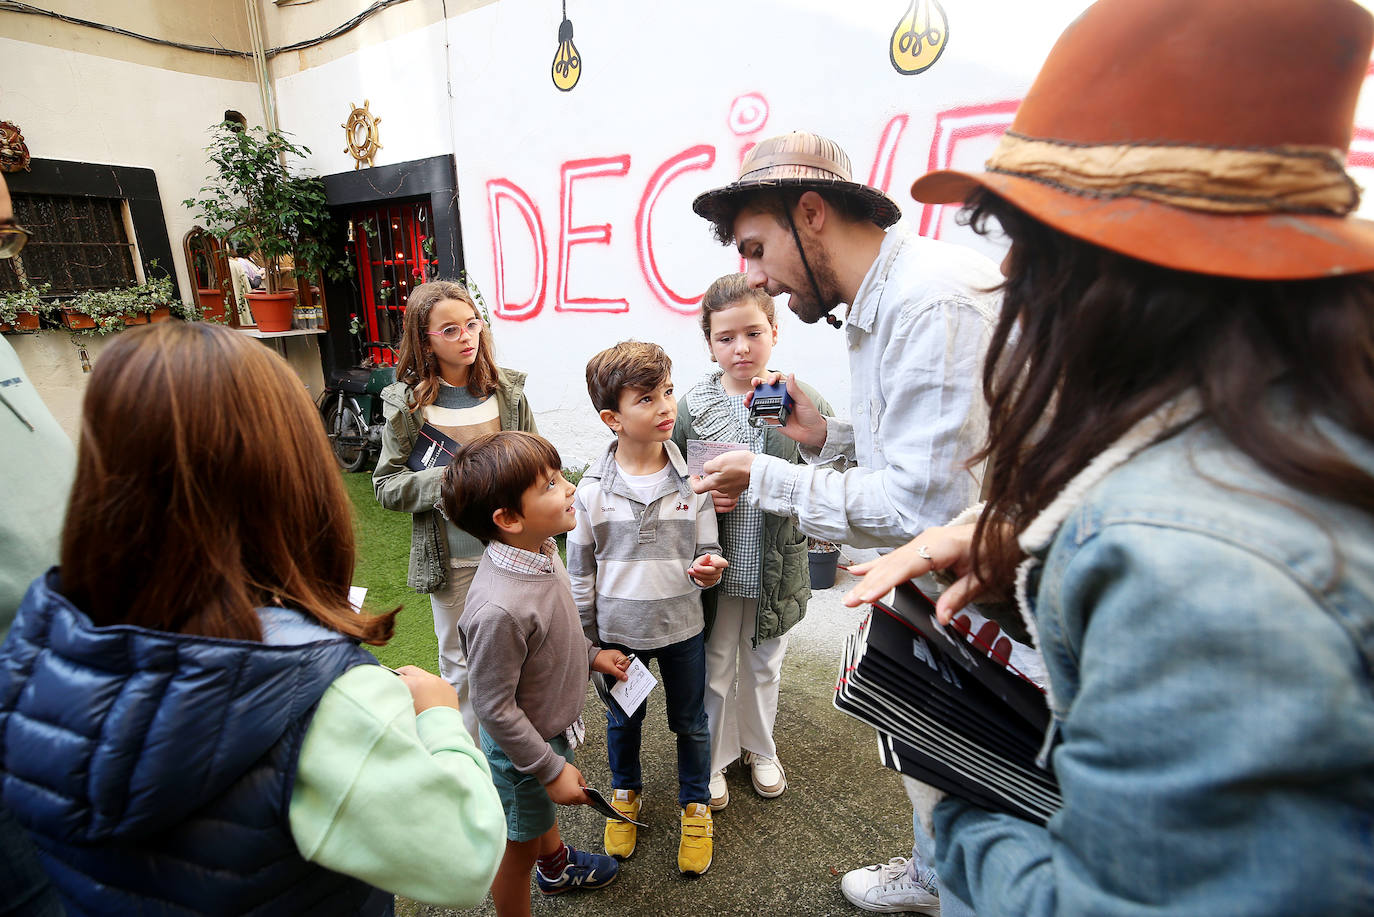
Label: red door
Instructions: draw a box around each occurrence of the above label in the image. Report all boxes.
[350,201,439,365]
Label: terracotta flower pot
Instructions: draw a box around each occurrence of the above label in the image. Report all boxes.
[0,311,40,334]
[148,306,171,323]
[121,312,149,326]
[248,291,297,333]
[60,308,96,331]
[197,287,228,323]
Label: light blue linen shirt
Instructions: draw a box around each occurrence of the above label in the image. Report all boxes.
[750,227,1001,548]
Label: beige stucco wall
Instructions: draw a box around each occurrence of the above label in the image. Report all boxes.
[259,0,493,77]
[7,328,325,442]
[0,0,256,82]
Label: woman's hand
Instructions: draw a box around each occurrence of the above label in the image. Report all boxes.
[395,665,461,715]
[842,524,989,623]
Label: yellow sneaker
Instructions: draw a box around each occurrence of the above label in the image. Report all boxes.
[678,802,713,875]
[603,789,640,859]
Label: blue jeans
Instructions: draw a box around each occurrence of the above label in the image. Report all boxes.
[602,633,711,809]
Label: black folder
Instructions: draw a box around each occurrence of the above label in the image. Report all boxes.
[405,423,461,471]
[833,582,1062,825]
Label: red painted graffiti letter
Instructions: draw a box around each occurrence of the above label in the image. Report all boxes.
[558,155,631,313]
[487,178,547,322]
[636,144,716,314]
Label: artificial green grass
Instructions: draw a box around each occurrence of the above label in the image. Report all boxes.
[340,472,439,673]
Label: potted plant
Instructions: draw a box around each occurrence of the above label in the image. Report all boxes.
[0,281,50,334]
[56,274,177,334]
[183,122,350,332]
[807,539,843,590]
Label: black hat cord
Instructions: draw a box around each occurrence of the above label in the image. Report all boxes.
[784,207,843,329]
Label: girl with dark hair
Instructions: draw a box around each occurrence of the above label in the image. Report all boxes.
[845,0,1374,914]
[672,273,835,810]
[373,280,537,741]
[0,322,505,915]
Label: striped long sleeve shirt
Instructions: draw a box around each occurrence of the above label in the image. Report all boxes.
[567,440,720,651]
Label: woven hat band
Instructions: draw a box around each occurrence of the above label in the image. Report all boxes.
[986,132,1359,215]
[739,150,855,183]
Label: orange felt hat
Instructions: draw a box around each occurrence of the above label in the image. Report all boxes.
[910,0,1374,280]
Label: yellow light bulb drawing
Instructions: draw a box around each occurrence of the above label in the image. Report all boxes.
[551,4,581,92]
[890,0,949,75]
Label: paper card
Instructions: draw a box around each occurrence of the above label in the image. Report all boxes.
[583,786,648,826]
[686,439,750,477]
[609,656,656,716]
[348,586,367,614]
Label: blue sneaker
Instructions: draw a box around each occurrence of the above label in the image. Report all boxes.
[536,846,619,895]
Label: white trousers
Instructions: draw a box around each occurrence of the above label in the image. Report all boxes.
[428,560,480,743]
[704,594,788,775]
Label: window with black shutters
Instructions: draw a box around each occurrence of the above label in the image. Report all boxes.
[0,193,139,296]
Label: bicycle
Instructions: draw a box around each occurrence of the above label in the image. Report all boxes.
[318,341,397,472]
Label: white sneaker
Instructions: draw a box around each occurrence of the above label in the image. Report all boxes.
[709,769,729,810]
[840,857,940,914]
[744,751,786,798]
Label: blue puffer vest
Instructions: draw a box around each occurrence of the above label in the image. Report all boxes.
[0,570,389,917]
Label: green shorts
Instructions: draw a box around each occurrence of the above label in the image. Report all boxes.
[480,727,573,842]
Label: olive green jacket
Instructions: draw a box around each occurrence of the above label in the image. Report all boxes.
[373,369,536,593]
[672,376,834,646]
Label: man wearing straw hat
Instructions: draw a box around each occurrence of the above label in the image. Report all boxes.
[692,132,1001,915]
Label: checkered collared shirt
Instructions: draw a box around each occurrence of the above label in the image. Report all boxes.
[487,538,557,575]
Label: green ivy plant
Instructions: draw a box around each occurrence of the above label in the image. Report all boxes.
[58,274,175,335]
[0,281,52,328]
[460,271,492,325]
[182,122,351,295]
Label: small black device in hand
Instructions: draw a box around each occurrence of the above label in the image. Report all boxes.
[749,379,793,428]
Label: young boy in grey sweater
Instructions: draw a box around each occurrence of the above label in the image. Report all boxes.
[442,430,629,916]
[567,341,728,877]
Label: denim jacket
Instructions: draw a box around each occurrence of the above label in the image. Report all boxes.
[932,401,1374,916]
[373,368,535,593]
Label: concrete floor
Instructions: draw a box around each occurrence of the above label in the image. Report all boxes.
[397,551,923,917]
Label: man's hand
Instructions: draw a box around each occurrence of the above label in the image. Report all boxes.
[747,372,827,449]
[545,761,590,806]
[687,553,729,588]
[689,475,740,515]
[691,453,753,500]
[395,665,461,716]
[592,649,631,681]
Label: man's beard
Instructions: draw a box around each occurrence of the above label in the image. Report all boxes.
[786,237,843,325]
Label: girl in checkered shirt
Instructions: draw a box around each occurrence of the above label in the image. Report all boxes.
[671,273,836,811]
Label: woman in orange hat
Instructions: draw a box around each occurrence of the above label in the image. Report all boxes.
[845,0,1374,913]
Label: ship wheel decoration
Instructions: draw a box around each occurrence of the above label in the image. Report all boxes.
[0,121,32,173]
[342,100,383,170]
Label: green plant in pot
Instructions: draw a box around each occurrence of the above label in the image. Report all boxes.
[0,281,51,334]
[183,122,350,332]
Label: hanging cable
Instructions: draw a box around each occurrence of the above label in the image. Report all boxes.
[0,0,413,58]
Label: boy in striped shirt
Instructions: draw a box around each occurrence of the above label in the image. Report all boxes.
[567,341,728,876]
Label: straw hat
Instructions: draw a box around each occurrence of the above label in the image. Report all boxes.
[694,131,901,230]
[910,0,1374,280]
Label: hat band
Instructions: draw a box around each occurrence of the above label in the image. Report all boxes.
[985,131,1358,215]
[738,150,853,183]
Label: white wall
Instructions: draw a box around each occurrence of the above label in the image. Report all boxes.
[273,21,454,176]
[440,0,1082,465]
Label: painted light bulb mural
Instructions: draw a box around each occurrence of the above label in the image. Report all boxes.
[890,0,949,75]
[551,3,581,92]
